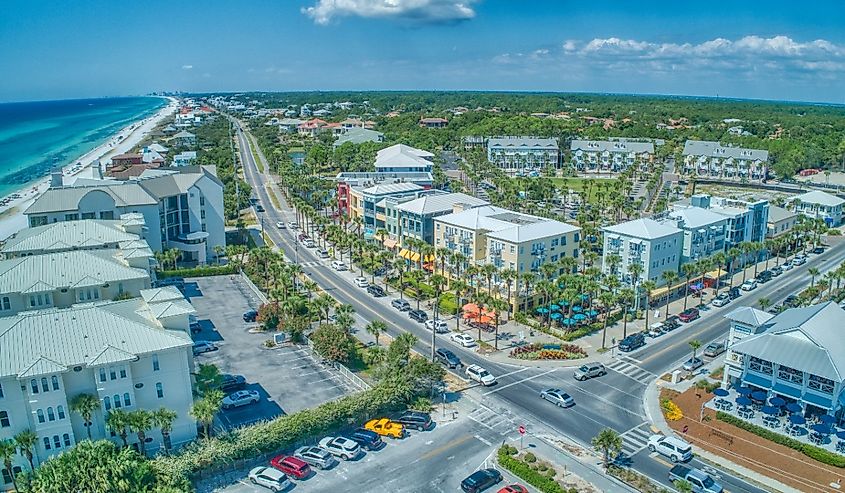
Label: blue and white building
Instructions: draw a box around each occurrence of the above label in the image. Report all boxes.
[373,144,434,173]
[486,136,560,172]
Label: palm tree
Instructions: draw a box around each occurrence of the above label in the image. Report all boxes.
[152,408,178,455]
[680,262,697,311]
[591,428,622,469]
[661,270,678,318]
[758,298,771,311]
[599,291,615,350]
[809,267,820,288]
[688,339,702,374]
[190,390,223,439]
[641,280,657,333]
[500,268,517,316]
[617,288,635,339]
[726,247,741,290]
[365,320,386,346]
[70,393,100,439]
[711,251,726,297]
[0,439,17,491]
[696,258,713,309]
[127,409,154,457]
[14,429,37,471]
[106,409,130,447]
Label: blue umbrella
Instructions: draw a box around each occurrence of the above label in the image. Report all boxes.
[736,396,752,407]
[785,402,803,414]
[573,313,587,321]
[549,304,561,312]
[812,423,832,434]
[820,414,837,425]
[789,414,806,425]
[769,397,786,407]
[736,387,753,396]
[762,406,779,416]
[713,388,729,397]
[562,318,577,326]
[587,310,599,317]
[572,305,583,313]
[549,312,562,320]
[536,307,549,314]
[580,293,590,300]
[560,300,570,306]
[836,430,845,440]
[751,391,768,401]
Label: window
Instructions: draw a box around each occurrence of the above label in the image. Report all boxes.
[104,396,111,411]
[30,379,38,394]
[123,393,131,407]
[156,383,163,399]
[0,297,9,311]
[47,407,55,421]
[57,405,65,420]
[112,395,121,409]
[109,367,117,380]
[64,213,79,221]
[2,466,22,485]
[0,411,9,427]
[37,409,45,423]
[51,375,59,391]
[43,437,51,450]
[81,212,95,220]
[119,367,127,379]
[41,378,48,392]
[0,383,3,398]
[63,433,71,447]
[152,354,160,371]
[99,368,106,382]
[53,435,60,449]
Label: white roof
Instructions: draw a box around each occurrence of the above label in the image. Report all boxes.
[360,182,423,196]
[396,192,488,216]
[570,139,653,154]
[725,306,774,327]
[682,140,768,161]
[793,190,845,208]
[2,219,140,254]
[768,205,797,223]
[667,207,727,230]
[374,144,434,169]
[436,205,580,243]
[603,218,681,240]
[488,137,559,149]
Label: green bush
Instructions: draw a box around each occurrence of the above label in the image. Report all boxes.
[438,292,458,315]
[497,448,566,493]
[716,412,845,467]
[523,452,537,463]
[157,265,237,279]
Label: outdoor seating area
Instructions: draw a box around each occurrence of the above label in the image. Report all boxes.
[462,303,498,330]
[706,386,845,455]
[534,294,601,328]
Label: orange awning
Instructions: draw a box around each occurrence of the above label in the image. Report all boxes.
[483,310,497,318]
[383,238,398,249]
[463,303,481,313]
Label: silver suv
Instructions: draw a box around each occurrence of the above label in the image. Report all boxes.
[573,363,606,381]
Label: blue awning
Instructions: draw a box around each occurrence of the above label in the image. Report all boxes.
[773,382,802,399]
[742,373,772,389]
[803,392,833,410]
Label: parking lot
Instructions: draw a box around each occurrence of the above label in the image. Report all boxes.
[186,275,355,429]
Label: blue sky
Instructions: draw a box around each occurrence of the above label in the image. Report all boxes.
[2,0,844,103]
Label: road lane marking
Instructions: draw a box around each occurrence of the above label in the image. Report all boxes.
[474,434,493,446]
[482,368,558,395]
[496,367,530,379]
[416,434,474,462]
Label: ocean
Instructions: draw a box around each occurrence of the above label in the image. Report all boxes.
[0,96,166,197]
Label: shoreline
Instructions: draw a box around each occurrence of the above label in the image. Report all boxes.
[0,96,178,241]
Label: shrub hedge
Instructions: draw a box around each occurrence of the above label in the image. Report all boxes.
[157,265,238,279]
[497,447,569,493]
[716,411,845,467]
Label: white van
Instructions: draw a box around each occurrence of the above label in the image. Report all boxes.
[331,260,347,271]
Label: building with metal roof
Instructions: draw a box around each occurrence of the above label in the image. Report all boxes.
[487,136,560,172]
[373,144,434,173]
[387,192,488,244]
[570,139,653,174]
[333,128,384,148]
[767,205,798,238]
[682,140,769,182]
[791,190,845,226]
[601,218,683,287]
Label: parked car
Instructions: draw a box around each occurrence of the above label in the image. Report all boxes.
[647,322,665,338]
[740,279,757,291]
[367,284,386,297]
[222,390,260,409]
[353,277,369,288]
[425,319,449,333]
[288,222,298,230]
[663,316,681,331]
[409,309,428,323]
[364,418,405,438]
[782,260,794,271]
[466,364,496,386]
[450,332,477,347]
[812,246,825,254]
[768,304,783,314]
[792,255,807,266]
[618,333,645,352]
[243,309,258,322]
[189,316,202,334]
[294,446,335,470]
[347,428,384,451]
[269,455,311,480]
[435,348,462,368]
[539,388,575,408]
[461,468,503,493]
[331,260,347,271]
[668,465,723,493]
[682,357,704,372]
[647,434,693,462]
[497,485,528,493]
[678,308,700,323]
[711,293,731,307]
[770,265,783,277]
[304,239,315,248]
[192,341,217,355]
[220,374,246,392]
[391,298,411,311]
[318,436,363,461]
[704,341,726,357]
[756,270,772,283]
[316,249,330,259]
[573,363,606,381]
[275,221,286,229]
[783,294,799,307]
[248,466,289,492]
[394,410,433,431]
[728,287,741,300]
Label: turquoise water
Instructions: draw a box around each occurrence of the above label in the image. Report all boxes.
[0,96,166,197]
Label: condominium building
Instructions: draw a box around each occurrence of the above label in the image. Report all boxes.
[25,166,225,264]
[390,192,488,245]
[767,205,799,238]
[0,293,196,474]
[374,144,434,173]
[601,218,683,286]
[570,140,654,173]
[1,214,147,259]
[486,137,560,172]
[664,207,727,263]
[682,140,769,182]
[335,172,432,217]
[347,182,424,231]
[676,194,769,249]
[790,190,845,227]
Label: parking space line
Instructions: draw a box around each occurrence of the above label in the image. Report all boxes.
[482,368,557,395]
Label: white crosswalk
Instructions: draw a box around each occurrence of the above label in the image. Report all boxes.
[467,406,522,436]
[605,357,655,385]
[619,422,652,457]
[298,260,322,268]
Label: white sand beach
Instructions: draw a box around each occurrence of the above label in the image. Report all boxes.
[0,96,178,241]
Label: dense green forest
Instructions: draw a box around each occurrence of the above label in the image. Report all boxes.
[190,116,251,219]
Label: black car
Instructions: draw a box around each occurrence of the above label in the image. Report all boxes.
[783,294,799,308]
[618,333,646,352]
[757,271,772,283]
[435,348,462,369]
[255,204,265,212]
[460,468,502,493]
[394,411,433,431]
[220,374,246,392]
[728,287,741,300]
[243,309,258,322]
[812,246,825,254]
[409,309,428,323]
[347,428,384,451]
[367,285,386,297]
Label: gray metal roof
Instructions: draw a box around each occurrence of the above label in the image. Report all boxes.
[725,306,774,327]
[2,219,139,254]
[0,299,191,378]
[667,207,728,230]
[488,137,559,149]
[731,302,845,381]
[396,192,488,216]
[436,205,580,243]
[767,205,797,223]
[570,139,653,154]
[360,182,423,196]
[793,190,845,208]
[334,128,383,147]
[682,140,769,161]
[25,183,157,214]
[603,218,682,240]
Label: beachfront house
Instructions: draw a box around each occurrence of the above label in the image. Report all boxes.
[171,130,196,147]
[790,190,845,227]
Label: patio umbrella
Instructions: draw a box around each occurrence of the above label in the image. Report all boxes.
[751,390,768,401]
[769,397,786,407]
[463,311,478,319]
[463,302,481,313]
[735,387,753,396]
[483,309,497,318]
[478,315,493,324]
[580,293,590,300]
[535,307,549,314]
[789,415,806,425]
[587,310,599,317]
[736,396,753,407]
[573,313,587,321]
[785,402,803,414]
[811,423,832,435]
[820,414,837,425]
[836,430,845,440]
[549,312,562,320]
[762,406,779,416]
[572,305,583,313]
[713,388,730,397]
[560,300,570,306]
[562,318,577,326]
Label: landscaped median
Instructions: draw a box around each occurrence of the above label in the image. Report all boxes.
[156,264,238,279]
[509,343,587,361]
[496,445,578,493]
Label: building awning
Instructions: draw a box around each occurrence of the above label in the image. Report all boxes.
[424,254,435,263]
[398,249,411,259]
[383,238,398,249]
[742,373,771,389]
[773,383,802,399]
[803,392,833,410]
[705,269,726,279]
[410,252,421,262]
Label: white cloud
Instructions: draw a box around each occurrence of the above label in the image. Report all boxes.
[181,65,193,70]
[302,0,479,25]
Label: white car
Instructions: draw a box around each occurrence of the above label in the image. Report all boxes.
[782,261,794,271]
[647,434,693,462]
[740,280,757,291]
[275,221,286,229]
[288,222,298,230]
[425,319,449,333]
[450,332,477,347]
[304,239,315,248]
[465,364,496,386]
[711,293,731,307]
[682,357,704,372]
[353,277,369,288]
[222,390,260,409]
[792,255,807,266]
[331,260,347,271]
[248,466,290,492]
[318,436,363,461]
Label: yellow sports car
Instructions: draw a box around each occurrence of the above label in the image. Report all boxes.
[364,418,405,438]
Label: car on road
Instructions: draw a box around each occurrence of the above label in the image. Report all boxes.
[435,348,463,368]
[540,388,575,408]
[222,390,260,409]
[408,308,428,323]
[573,363,606,381]
[740,279,757,291]
[331,260,347,271]
[425,319,449,333]
[791,255,807,266]
[711,293,731,307]
[220,374,246,393]
[366,284,386,297]
[466,364,496,386]
[248,466,290,492]
[668,464,723,493]
[647,434,693,462]
[704,341,726,357]
[294,446,335,470]
[461,468,503,493]
[364,418,405,438]
[316,249,330,259]
[275,221,286,229]
[812,246,825,254]
[783,294,799,307]
[450,332,477,347]
[347,428,385,451]
[255,204,265,213]
[678,308,700,323]
[770,265,783,277]
[663,316,681,331]
[756,270,772,283]
[391,298,410,311]
[243,309,258,322]
[728,287,741,299]
[269,455,311,480]
[288,222,298,230]
[497,485,528,493]
[192,341,217,355]
[304,239,315,248]
[353,277,369,288]
[319,436,363,461]
[618,332,645,352]
[682,357,704,372]
[394,410,433,431]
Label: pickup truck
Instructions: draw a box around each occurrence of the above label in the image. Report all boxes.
[364,418,405,439]
[668,465,723,493]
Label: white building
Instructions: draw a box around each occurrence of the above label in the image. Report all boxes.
[486,137,560,172]
[665,206,728,264]
[570,139,654,173]
[374,144,434,173]
[682,140,768,182]
[602,218,683,286]
[675,194,769,249]
[723,306,774,388]
[790,190,845,227]
[1,215,147,259]
[172,151,197,166]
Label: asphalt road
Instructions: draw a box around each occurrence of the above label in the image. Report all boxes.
[233,122,813,493]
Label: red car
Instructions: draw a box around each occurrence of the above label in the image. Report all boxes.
[498,485,528,493]
[269,455,311,480]
[678,308,700,323]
